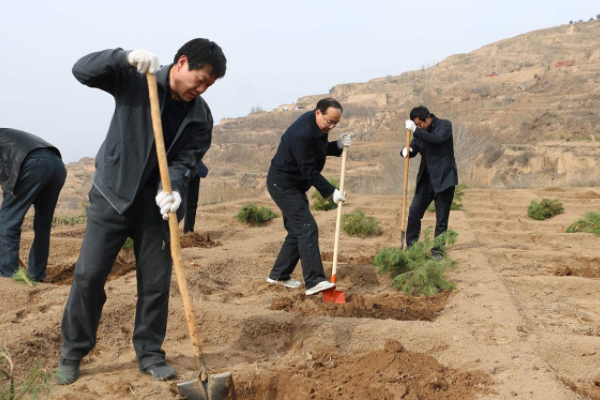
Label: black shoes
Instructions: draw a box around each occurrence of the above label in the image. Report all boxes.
[140,362,177,381]
[56,358,80,385]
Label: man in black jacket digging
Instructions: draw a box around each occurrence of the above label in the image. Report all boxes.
[57,39,226,385]
[267,98,351,296]
[0,129,66,282]
[401,106,458,258]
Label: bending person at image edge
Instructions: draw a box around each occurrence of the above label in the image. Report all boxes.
[266,98,351,295]
[401,106,457,259]
[0,129,66,282]
[56,39,226,385]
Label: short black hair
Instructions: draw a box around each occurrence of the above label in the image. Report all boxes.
[173,38,227,79]
[410,106,431,121]
[316,98,343,114]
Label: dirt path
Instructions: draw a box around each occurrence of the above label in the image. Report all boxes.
[1,188,599,399]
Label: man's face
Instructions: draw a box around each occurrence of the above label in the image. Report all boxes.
[414,116,433,130]
[170,56,217,102]
[316,107,342,134]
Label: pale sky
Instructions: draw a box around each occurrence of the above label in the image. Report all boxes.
[1,0,598,162]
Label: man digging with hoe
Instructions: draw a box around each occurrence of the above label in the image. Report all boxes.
[401,106,458,258]
[56,39,226,386]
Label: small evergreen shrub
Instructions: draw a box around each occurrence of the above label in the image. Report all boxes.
[0,349,54,399]
[427,184,466,212]
[122,237,134,249]
[12,268,35,287]
[527,198,564,220]
[236,204,279,226]
[342,209,380,238]
[374,228,458,296]
[312,177,339,211]
[566,211,600,236]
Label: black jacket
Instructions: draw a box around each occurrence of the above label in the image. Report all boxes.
[0,128,61,193]
[409,116,458,193]
[73,48,213,214]
[268,111,342,198]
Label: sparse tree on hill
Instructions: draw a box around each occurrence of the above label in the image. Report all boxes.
[250,105,264,114]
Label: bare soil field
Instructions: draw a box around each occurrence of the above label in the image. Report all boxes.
[1,187,600,399]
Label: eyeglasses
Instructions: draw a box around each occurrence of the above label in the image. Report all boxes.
[321,114,338,128]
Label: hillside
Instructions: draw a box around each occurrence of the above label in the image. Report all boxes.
[52,20,600,213]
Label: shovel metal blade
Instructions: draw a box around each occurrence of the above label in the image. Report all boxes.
[322,288,346,304]
[177,372,236,400]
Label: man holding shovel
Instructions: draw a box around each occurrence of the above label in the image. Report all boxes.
[266,98,351,295]
[57,39,226,385]
[401,106,457,259]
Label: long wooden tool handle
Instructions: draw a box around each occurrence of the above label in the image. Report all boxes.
[331,147,348,281]
[400,129,411,244]
[147,74,205,369]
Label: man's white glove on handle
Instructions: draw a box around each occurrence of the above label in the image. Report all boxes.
[332,189,346,204]
[400,146,413,158]
[337,132,352,149]
[155,190,182,220]
[405,119,417,134]
[128,49,160,74]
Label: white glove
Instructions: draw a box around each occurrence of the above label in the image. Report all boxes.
[405,120,417,133]
[400,147,413,158]
[336,132,352,149]
[128,49,160,74]
[155,190,182,220]
[332,189,346,204]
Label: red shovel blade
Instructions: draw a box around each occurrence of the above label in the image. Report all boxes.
[322,275,346,304]
[322,288,346,304]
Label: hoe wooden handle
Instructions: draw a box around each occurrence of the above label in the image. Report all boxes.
[146,73,205,369]
[400,129,411,248]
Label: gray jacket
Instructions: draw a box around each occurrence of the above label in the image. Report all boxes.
[73,48,213,214]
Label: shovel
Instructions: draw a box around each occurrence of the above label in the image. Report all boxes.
[146,73,236,400]
[399,128,412,250]
[322,146,348,304]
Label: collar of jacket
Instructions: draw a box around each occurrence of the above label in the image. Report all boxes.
[428,114,439,132]
[155,63,172,89]
[309,110,324,138]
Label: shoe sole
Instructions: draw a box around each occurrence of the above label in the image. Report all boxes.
[266,278,301,289]
[305,285,335,296]
[140,369,177,381]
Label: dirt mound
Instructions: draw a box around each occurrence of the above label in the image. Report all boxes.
[543,187,565,192]
[236,340,492,400]
[45,255,136,285]
[180,232,223,248]
[561,377,600,400]
[321,251,375,265]
[270,292,450,321]
[575,191,600,200]
[554,266,600,278]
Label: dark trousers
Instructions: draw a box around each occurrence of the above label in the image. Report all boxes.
[183,175,200,233]
[0,149,66,281]
[60,185,172,369]
[267,181,326,290]
[406,175,455,247]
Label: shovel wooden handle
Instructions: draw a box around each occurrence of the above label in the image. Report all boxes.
[146,74,205,372]
[399,129,411,248]
[331,147,347,281]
